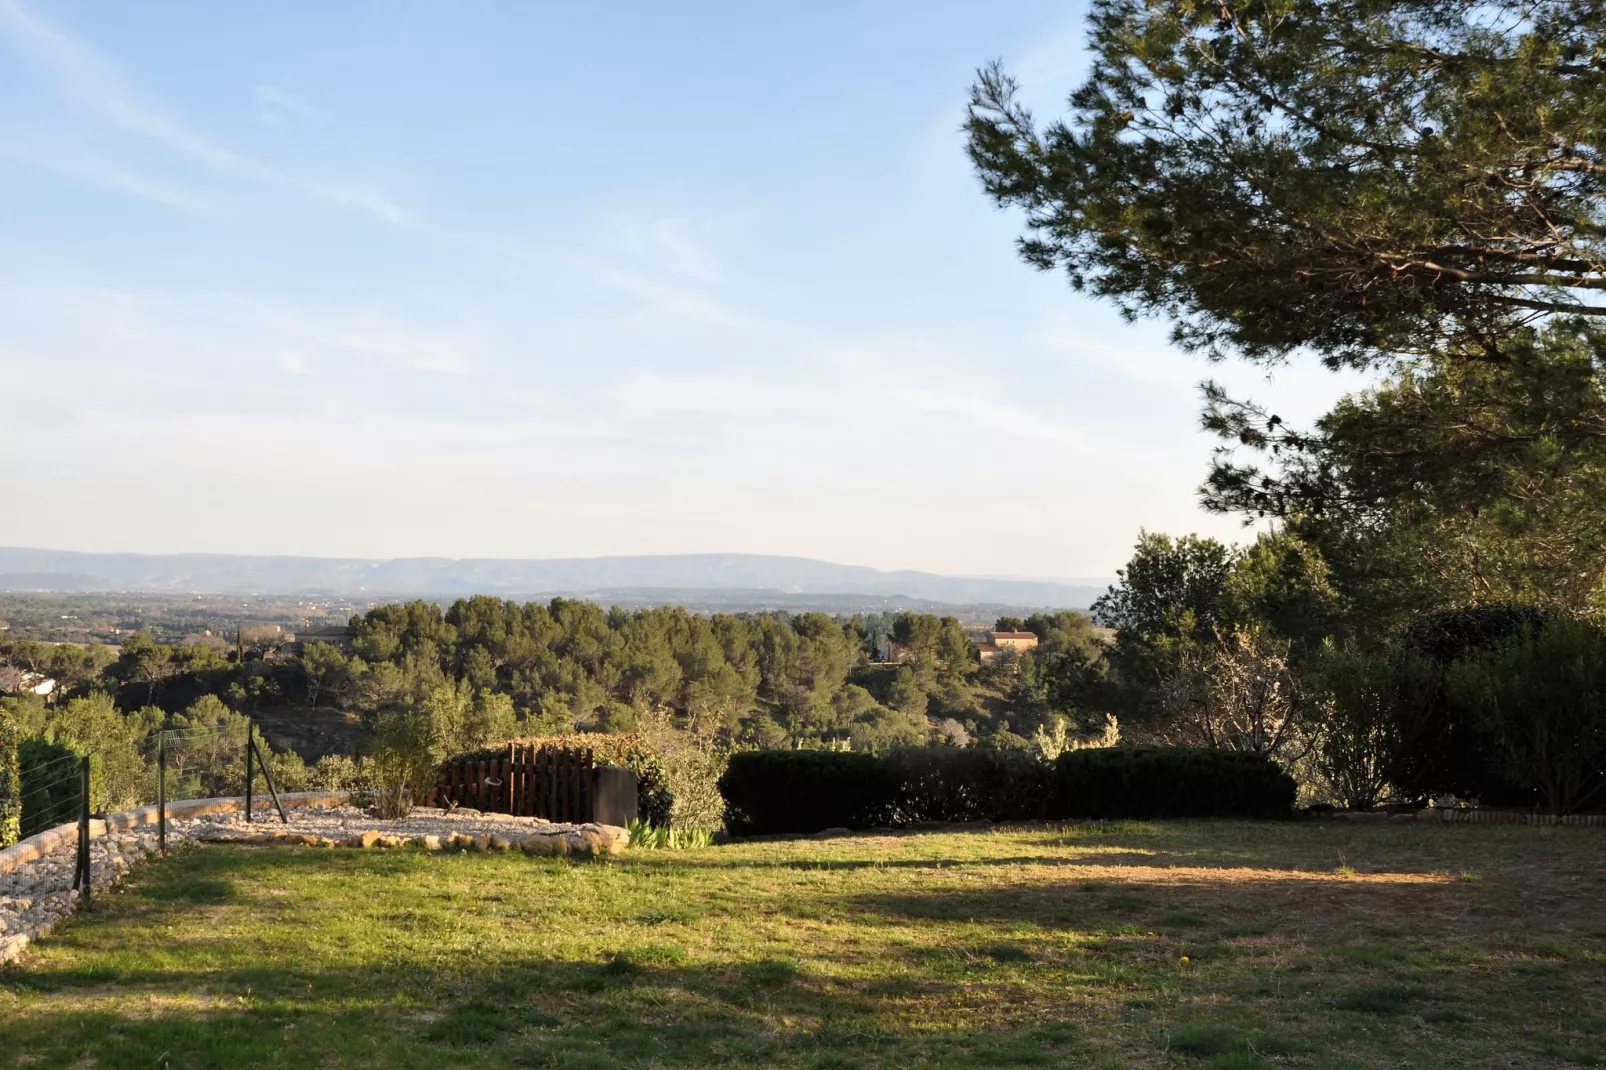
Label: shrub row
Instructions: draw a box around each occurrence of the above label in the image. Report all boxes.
[718,746,1295,835]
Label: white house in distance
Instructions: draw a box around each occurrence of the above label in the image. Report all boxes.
[976,630,1039,663]
[0,667,57,697]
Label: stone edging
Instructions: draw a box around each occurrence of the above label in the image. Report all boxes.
[1415,808,1606,826]
[0,792,349,876]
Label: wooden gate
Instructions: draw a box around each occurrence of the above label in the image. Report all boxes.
[430,744,595,823]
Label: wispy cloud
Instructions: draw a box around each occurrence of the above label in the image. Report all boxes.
[0,0,413,228]
[0,134,217,212]
[0,0,236,168]
[898,387,1090,447]
[589,216,746,326]
[254,84,327,126]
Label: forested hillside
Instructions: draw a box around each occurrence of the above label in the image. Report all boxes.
[0,599,1106,761]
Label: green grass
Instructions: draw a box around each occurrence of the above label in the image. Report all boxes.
[2,820,1605,1067]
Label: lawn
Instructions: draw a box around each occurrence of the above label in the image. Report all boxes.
[2,821,1604,1068]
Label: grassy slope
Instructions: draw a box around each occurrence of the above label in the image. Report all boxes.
[1,821,1604,1068]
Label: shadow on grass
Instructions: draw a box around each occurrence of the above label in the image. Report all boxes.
[0,850,1096,1068]
[3,950,1092,1068]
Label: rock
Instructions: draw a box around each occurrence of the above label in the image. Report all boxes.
[593,824,630,856]
[489,835,513,852]
[472,834,493,852]
[449,833,475,851]
[416,835,443,851]
[568,830,610,858]
[523,834,569,857]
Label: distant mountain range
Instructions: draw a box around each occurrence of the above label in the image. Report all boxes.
[0,548,1106,609]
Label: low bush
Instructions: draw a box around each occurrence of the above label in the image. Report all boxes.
[19,738,82,839]
[0,705,17,848]
[884,746,1051,824]
[626,819,716,849]
[1394,605,1549,805]
[719,750,897,835]
[1446,618,1606,815]
[1305,643,1439,810]
[1050,747,1296,820]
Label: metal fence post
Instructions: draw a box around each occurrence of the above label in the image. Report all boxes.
[244,730,254,824]
[248,727,288,824]
[75,756,91,903]
[158,732,167,856]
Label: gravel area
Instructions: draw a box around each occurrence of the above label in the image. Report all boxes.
[193,804,605,840]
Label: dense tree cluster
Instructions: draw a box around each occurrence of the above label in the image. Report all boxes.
[335,598,1103,752]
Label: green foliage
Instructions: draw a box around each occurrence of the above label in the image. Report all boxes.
[307,754,377,795]
[1446,618,1606,814]
[970,0,1606,637]
[1050,748,1296,820]
[1305,644,1438,811]
[718,750,898,835]
[1390,606,1551,804]
[720,744,1296,832]
[0,703,18,847]
[300,641,353,707]
[369,692,448,819]
[164,694,251,800]
[42,693,160,812]
[18,738,81,839]
[883,746,1051,824]
[625,819,715,850]
[1211,327,1606,616]
[967,1,1606,367]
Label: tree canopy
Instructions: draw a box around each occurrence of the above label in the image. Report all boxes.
[966,0,1606,369]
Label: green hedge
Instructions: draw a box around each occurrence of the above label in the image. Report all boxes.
[1395,605,1553,806]
[1051,747,1296,820]
[19,738,83,839]
[885,747,1051,824]
[0,707,18,848]
[719,751,897,835]
[717,746,1295,835]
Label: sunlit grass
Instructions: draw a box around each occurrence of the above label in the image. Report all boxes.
[1,820,1603,1067]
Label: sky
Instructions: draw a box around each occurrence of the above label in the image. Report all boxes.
[0,1,1367,581]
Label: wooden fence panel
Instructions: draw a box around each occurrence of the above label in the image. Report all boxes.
[434,745,603,822]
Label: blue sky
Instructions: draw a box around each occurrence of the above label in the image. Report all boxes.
[0,1,1362,580]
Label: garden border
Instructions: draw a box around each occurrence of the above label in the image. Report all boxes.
[0,791,350,876]
[1415,807,1606,826]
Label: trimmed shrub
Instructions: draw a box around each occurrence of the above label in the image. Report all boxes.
[1446,618,1606,815]
[884,746,1052,824]
[1050,747,1295,820]
[19,738,82,839]
[1305,643,1438,810]
[718,750,897,835]
[1396,605,1553,805]
[449,733,673,827]
[0,706,18,848]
